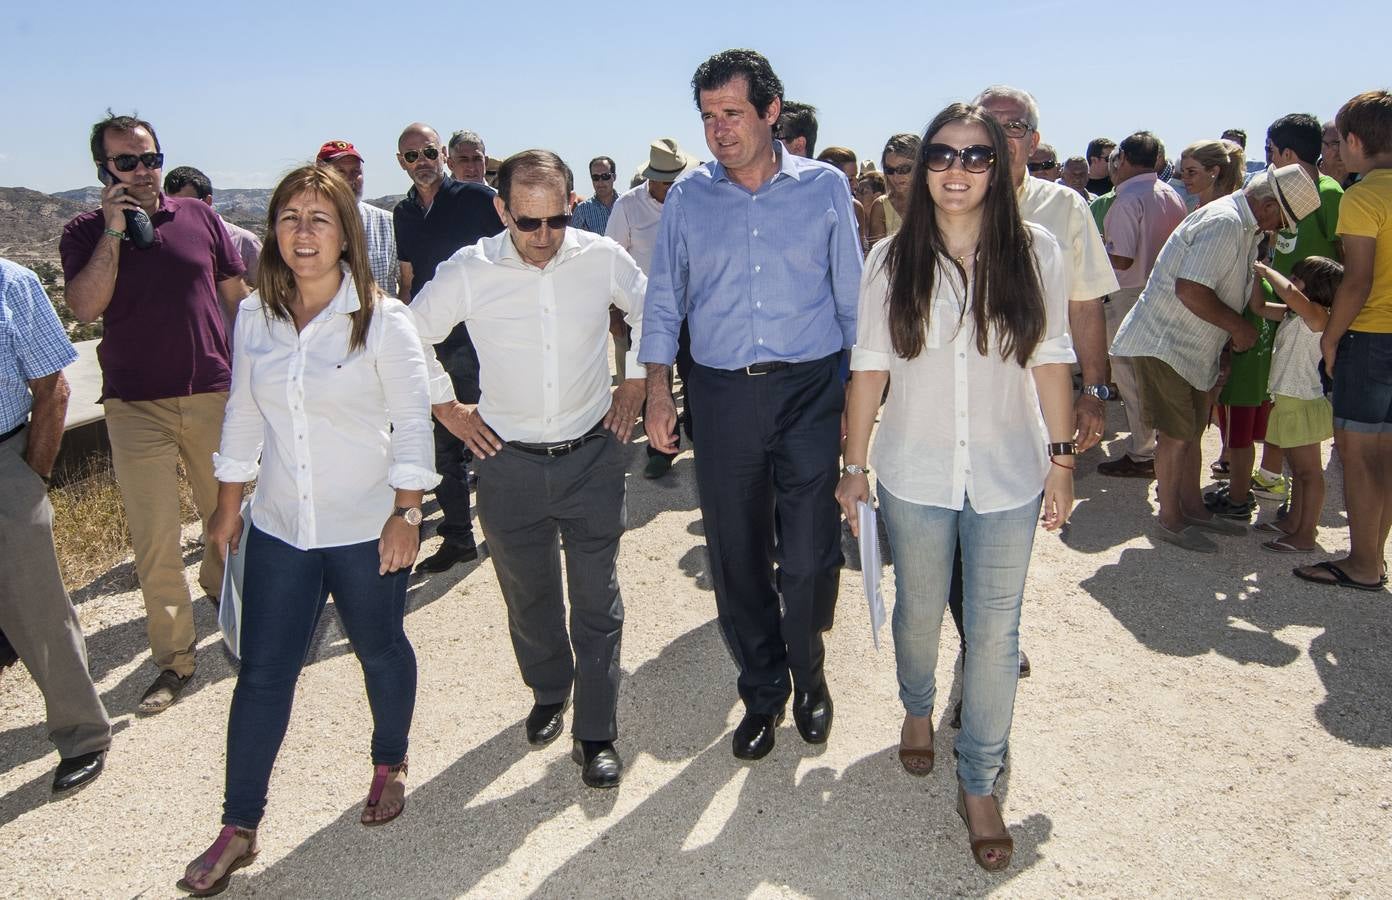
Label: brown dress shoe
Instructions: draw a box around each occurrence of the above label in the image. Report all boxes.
[1097,455,1155,479]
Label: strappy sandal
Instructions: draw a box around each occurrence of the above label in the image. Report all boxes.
[361,757,408,827]
[176,825,259,897]
[956,786,1013,872]
[897,715,934,776]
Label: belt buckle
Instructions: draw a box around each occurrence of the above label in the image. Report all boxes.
[744,364,766,376]
[547,440,574,458]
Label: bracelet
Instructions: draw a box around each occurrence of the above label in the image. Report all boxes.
[1047,441,1077,457]
[1050,458,1076,471]
[103,227,128,241]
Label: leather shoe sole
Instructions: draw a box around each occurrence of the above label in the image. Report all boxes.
[52,749,105,794]
[732,711,784,761]
[571,740,623,788]
[792,685,833,744]
[525,699,569,747]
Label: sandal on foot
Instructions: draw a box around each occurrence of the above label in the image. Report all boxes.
[956,786,1013,872]
[1253,521,1292,535]
[176,825,259,897]
[897,715,934,777]
[361,758,408,827]
[1262,539,1313,554]
[1293,561,1384,592]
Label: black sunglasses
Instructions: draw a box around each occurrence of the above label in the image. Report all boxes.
[508,209,572,232]
[1027,160,1059,172]
[591,172,615,182]
[998,120,1033,139]
[922,144,997,174]
[401,146,441,164]
[883,163,914,177]
[106,152,164,172]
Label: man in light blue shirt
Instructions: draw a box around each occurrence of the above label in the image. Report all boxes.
[640,48,861,762]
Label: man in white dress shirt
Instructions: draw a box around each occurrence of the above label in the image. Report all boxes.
[408,149,647,789]
[316,140,400,297]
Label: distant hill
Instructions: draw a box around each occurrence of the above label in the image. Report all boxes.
[0,187,90,265]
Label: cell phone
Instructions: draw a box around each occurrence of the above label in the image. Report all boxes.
[97,164,157,249]
[97,164,115,187]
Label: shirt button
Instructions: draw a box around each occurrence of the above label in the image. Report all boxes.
[754,265,761,273]
[757,338,764,345]
[752,229,759,236]
[756,301,762,308]
[959,440,966,447]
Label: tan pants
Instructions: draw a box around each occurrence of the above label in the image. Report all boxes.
[104,392,226,677]
[1106,287,1157,461]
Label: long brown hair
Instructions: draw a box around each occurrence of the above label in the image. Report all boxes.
[258,164,377,352]
[882,103,1045,366]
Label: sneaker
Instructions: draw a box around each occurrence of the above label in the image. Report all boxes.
[1204,485,1255,520]
[643,453,673,479]
[1251,471,1290,502]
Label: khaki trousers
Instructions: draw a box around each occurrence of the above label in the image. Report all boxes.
[1106,287,1157,461]
[104,392,226,677]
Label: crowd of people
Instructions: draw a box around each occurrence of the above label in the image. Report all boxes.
[1,45,1389,890]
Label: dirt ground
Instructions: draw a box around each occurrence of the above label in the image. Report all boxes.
[2,402,1390,899]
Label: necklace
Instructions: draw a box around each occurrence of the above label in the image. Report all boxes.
[948,247,977,267]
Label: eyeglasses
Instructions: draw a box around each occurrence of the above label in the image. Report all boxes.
[591,172,615,182]
[1027,160,1058,172]
[401,146,441,164]
[883,163,914,177]
[921,144,997,174]
[508,209,572,232]
[106,152,165,172]
[998,120,1033,139]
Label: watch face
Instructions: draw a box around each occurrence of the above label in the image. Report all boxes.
[399,507,422,526]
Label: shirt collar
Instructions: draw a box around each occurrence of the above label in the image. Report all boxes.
[1229,192,1260,233]
[495,226,583,271]
[324,263,362,315]
[1116,173,1159,196]
[709,140,801,189]
[405,174,454,208]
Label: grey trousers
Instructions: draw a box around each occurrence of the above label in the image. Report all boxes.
[474,430,627,742]
[0,427,111,758]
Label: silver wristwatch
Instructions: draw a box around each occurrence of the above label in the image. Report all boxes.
[1082,383,1115,401]
[842,464,871,476]
[393,506,423,526]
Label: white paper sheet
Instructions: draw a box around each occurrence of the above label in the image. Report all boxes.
[217,500,253,660]
[857,500,885,650]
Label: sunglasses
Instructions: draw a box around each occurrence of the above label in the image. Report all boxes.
[591,172,614,182]
[508,209,572,232]
[883,163,914,177]
[401,146,441,164]
[921,144,997,174]
[1027,160,1058,172]
[106,152,165,172]
[997,120,1033,139]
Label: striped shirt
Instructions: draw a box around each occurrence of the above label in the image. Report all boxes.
[1,258,78,432]
[359,200,399,298]
[1111,193,1263,390]
[571,195,615,236]
[639,143,862,369]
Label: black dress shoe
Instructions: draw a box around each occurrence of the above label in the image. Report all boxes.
[52,749,105,794]
[792,683,833,744]
[1018,650,1031,679]
[732,711,784,760]
[525,700,569,746]
[415,541,479,574]
[571,740,623,788]
[950,699,962,730]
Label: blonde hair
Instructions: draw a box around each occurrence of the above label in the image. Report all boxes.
[259,165,377,352]
[1181,139,1246,198]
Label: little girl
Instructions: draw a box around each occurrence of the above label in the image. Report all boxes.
[1249,256,1343,552]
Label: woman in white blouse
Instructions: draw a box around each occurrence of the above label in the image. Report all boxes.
[179,166,439,896]
[835,104,1075,873]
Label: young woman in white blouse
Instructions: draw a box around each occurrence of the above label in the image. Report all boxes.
[179,166,439,896]
[836,104,1076,873]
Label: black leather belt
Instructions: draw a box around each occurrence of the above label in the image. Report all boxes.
[0,422,23,444]
[507,423,607,458]
[741,361,792,375]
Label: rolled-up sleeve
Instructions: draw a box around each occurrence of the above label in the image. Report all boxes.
[638,191,688,366]
[213,301,265,482]
[610,245,648,376]
[374,300,441,491]
[1029,234,1079,368]
[850,243,894,371]
[407,252,472,405]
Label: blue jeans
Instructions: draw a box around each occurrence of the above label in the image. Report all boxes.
[878,487,1040,796]
[223,526,416,828]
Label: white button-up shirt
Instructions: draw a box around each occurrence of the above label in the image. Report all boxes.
[214,267,440,550]
[851,223,1076,513]
[604,182,664,274]
[1019,176,1119,302]
[408,227,647,443]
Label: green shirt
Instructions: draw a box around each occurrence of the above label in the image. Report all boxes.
[1090,190,1116,235]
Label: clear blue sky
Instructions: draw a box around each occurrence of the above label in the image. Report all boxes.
[1,0,1384,200]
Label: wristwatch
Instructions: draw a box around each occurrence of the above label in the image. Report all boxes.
[842,464,871,476]
[1081,383,1115,401]
[392,506,423,526]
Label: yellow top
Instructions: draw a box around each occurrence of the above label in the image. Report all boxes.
[1341,170,1392,333]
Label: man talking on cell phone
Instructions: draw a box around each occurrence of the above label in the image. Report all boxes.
[60,113,249,715]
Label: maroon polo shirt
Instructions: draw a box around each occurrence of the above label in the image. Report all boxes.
[60,195,245,402]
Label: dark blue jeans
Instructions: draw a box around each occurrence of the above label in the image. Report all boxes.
[222,526,416,829]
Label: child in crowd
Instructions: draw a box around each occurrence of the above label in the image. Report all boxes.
[1249,256,1343,551]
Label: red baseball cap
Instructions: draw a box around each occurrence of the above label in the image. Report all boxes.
[316,140,363,163]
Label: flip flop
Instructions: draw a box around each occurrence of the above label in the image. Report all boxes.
[1253,522,1292,535]
[1292,561,1384,592]
[1261,539,1312,554]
